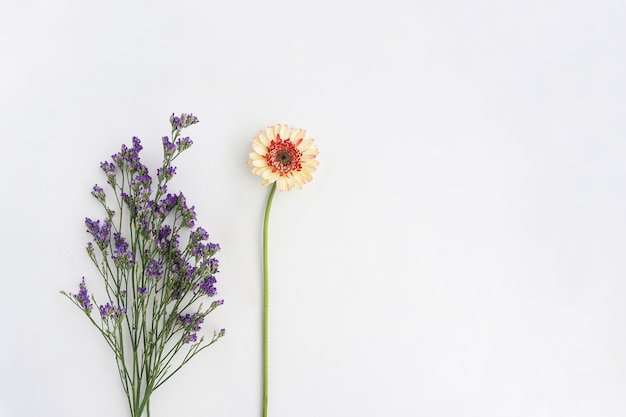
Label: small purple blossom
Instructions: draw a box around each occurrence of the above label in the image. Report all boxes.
[157,165,177,182]
[85,217,111,250]
[206,257,219,274]
[131,173,152,196]
[198,275,217,297]
[156,193,178,217]
[177,193,196,227]
[132,136,143,152]
[112,232,135,268]
[137,287,148,296]
[178,312,204,331]
[99,302,126,320]
[111,137,146,174]
[112,251,135,268]
[91,184,105,201]
[207,242,220,256]
[156,225,178,252]
[146,259,164,278]
[120,192,132,207]
[184,333,198,343]
[73,277,93,313]
[113,232,129,252]
[100,161,117,185]
[178,311,205,344]
[170,112,199,131]
[162,136,177,155]
[176,136,193,151]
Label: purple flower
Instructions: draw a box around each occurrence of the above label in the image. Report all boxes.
[146,259,164,278]
[176,136,193,151]
[156,193,178,217]
[112,251,135,269]
[190,227,210,243]
[157,165,177,182]
[183,333,197,343]
[85,218,111,250]
[177,193,196,227]
[100,161,117,185]
[132,136,143,152]
[137,287,148,296]
[206,257,219,274]
[162,136,177,156]
[91,184,105,201]
[73,277,93,313]
[170,113,199,131]
[111,232,135,268]
[99,302,126,320]
[178,311,204,343]
[170,115,181,128]
[113,232,129,252]
[207,242,220,256]
[178,312,204,330]
[198,275,217,297]
[111,137,146,173]
[156,225,176,251]
[131,173,152,196]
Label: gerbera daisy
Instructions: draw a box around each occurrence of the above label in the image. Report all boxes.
[248,124,319,191]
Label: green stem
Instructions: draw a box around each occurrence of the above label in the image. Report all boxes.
[262,182,277,417]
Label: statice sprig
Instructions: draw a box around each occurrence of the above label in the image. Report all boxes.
[61,113,224,417]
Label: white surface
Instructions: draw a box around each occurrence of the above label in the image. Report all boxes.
[2,1,626,416]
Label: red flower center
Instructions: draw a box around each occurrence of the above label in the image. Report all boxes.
[265,135,302,175]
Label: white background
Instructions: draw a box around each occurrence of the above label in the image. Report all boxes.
[1,1,626,416]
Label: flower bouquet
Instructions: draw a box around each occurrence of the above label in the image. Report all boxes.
[61,114,224,417]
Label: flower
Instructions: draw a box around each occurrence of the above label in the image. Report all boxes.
[248,124,319,191]
[250,126,319,417]
[73,277,93,314]
[61,113,224,417]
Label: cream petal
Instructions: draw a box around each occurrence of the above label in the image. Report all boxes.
[263,170,279,182]
[292,129,306,142]
[278,125,289,140]
[276,177,288,191]
[257,132,271,147]
[251,158,268,167]
[252,142,267,155]
[265,127,276,142]
[299,140,316,152]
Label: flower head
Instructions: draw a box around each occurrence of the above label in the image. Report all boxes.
[248,124,319,191]
[170,113,199,131]
[73,277,93,314]
[99,302,126,321]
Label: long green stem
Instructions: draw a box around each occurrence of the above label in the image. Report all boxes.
[262,182,277,417]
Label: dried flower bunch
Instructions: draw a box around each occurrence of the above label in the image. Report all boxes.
[61,113,224,417]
